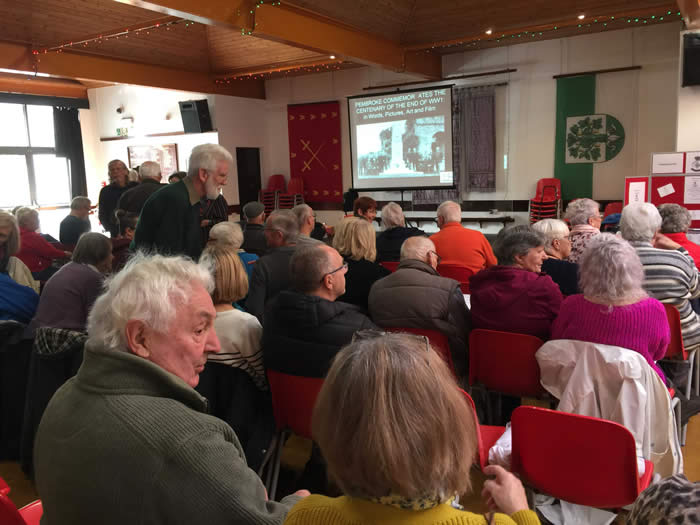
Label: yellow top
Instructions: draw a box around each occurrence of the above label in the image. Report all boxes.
[284,495,541,525]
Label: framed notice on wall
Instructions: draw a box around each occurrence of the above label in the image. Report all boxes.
[127,144,179,177]
[624,177,649,205]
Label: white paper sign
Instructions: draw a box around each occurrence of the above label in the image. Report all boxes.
[685,176,700,204]
[652,153,685,174]
[657,183,676,198]
[686,152,700,174]
[628,181,646,203]
[691,210,700,222]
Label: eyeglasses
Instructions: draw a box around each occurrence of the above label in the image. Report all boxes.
[429,250,442,265]
[320,262,348,282]
[352,329,431,354]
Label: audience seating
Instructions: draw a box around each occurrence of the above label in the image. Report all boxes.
[511,406,654,508]
[266,175,287,193]
[460,389,506,471]
[529,178,562,223]
[379,261,399,272]
[436,263,474,293]
[0,476,42,525]
[385,327,455,374]
[264,370,324,500]
[603,201,623,218]
[259,190,277,216]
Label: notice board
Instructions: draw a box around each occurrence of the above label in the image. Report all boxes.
[650,175,700,228]
[127,144,179,177]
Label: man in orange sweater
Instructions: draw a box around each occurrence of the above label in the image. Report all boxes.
[430,200,496,274]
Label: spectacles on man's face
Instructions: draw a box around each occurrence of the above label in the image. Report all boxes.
[320,262,348,283]
[428,250,442,265]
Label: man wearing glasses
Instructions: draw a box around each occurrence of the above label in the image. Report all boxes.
[263,244,377,378]
[368,236,470,379]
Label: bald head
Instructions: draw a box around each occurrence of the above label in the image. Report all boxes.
[437,200,462,227]
[400,236,437,268]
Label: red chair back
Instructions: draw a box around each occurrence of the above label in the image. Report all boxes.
[603,201,623,218]
[663,303,688,360]
[379,261,399,272]
[511,406,652,508]
[287,176,304,195]
[267,370,324,438]
[460,389,505,470]
[385,327,454,372]
[266,174,286,192]
[0,477,42,525]
[534,178,561,202]
[468,329,545,397]
[437,263,474,293]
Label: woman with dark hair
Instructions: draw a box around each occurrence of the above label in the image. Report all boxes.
[284,332,539,525]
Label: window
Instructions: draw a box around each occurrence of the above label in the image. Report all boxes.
[0,102,71,207]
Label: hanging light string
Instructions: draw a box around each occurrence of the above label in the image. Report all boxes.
[215,60,344,83]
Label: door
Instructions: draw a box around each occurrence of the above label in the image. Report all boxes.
[236,147,261,205]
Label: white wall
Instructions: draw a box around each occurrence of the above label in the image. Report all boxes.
[677,30,700,152]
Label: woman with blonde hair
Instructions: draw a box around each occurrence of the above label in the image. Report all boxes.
[0,210,39,292]
[284,332,539,525]
[334,218,389,311]
[563,198,601,263]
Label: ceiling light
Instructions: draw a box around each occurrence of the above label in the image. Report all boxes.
[485,29,493,35]
[578,14,585,19]
[329,55,336,59]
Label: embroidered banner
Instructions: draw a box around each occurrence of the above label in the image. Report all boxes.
[288,101,343,203]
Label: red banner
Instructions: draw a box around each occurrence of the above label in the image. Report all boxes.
[288,101,343,203]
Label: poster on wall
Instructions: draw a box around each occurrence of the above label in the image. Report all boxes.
[624,177,649,205]
[686,152,700,174]
[651,152,685,174]
[127,144,179,178]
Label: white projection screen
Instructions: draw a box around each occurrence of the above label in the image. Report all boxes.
[348,86,454,190]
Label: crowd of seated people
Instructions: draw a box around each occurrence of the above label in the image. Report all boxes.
[563,197,601,263]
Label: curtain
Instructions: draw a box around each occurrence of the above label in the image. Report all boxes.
[53,107,87,198]
[414,85,496,204]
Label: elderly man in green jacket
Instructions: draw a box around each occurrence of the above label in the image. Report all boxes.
[34,253,308,524]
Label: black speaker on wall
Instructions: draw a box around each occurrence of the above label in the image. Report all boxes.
[179,99,213,133]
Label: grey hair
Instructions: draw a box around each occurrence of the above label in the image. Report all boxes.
[659,203,691,234]
[579,233,646,303]
[400,236,435,262]
[531,219,570,252]
[267,209,299,243]
[208,221,244,249]
[620,202,662,242]
[564,198,600,226]
[139,161,161,181]
[186,143,233,179]
[290,245,335,293]
[436,201,461,223]
[15,207,38,228]
[0,210,20,255]
[87,253,214,352]
[381,202,405,230]
[70,196,91,210]
[493,226,545,266]
[292,203,314,226]
[72,232,112,266]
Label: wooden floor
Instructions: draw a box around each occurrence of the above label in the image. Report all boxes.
[2,415,700,511]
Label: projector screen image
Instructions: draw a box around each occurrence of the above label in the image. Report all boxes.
[348,86,454,190]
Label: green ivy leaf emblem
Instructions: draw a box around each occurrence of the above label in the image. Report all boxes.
[565,114,625,163]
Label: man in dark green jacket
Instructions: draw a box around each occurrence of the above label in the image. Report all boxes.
[132,144,232,260]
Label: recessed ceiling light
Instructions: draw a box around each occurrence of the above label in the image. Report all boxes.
[578,14,585,19]
[485,29,493,35]
[329,55,336,59]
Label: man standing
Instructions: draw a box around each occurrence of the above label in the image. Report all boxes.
[59,196,91,245]
[292,204,322,249]
[98,160,136,237]
[264,244,377,378]
[132,144,231,260]
[430,200,497,274]
[246,210,298,322]
[116,161,165,214]
[241,201,267,256]
[369,236,470,378]
[34,254,307,524]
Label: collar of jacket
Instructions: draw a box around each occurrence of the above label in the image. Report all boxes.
[182,177,202,206]
[75,340,208,413]
[396,258,439,276]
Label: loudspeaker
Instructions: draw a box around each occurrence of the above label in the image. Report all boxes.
[179,99,213,133]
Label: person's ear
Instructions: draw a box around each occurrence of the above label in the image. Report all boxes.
[125,320,150,358]
[197,167,209,184]
[513,253,525,266]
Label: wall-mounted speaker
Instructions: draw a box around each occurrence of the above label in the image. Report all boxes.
[179,99,213,133]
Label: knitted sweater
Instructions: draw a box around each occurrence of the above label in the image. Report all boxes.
[566,225,599,264]
[665,232,700,269]
[551,295,670,383]
[630,242,700,350]
[430,223,497,274]
[283,495,540,525]
[34,342,300,525]
[16,227,66,272]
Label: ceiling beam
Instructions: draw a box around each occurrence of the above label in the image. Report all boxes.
[0,41,265,98]
[114,0,442,79]
[678,0,700,29]
[0,72,88,99]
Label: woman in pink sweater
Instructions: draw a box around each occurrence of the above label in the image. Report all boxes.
[552,233,669,383]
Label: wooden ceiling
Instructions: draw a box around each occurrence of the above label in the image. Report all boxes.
[0,0,691,99]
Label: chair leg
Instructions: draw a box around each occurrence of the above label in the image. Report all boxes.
[269,430,287,501]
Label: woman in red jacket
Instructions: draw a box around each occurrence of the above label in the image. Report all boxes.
[15,207,71,281]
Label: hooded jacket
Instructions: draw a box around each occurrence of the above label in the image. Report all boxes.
[262,291,377,378]
[469,266,562,340]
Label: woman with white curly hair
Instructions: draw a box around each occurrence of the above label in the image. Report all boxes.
[375,202,425,262]
[552,233,669,383]
[563,198,601,263]
[659,203,700,269]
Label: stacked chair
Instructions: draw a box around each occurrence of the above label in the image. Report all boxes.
[277,176,304,209]
[529,178,562,224]
[259,175,304,212]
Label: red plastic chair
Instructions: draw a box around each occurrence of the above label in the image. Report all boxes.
[511,406,653,508]
[460,390,506,471]
[385,327,455,374]
[287,176,304,195]
[379,261,399,272]
[0,477,42,525]
[266,174,286,193]
[264,370,324,500]
[603,201,623,218]
[533,178,561,202]
[437,263,474,293]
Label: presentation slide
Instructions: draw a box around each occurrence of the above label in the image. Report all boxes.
[348,86,454,190]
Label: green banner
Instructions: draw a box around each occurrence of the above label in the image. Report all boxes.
[554,75,596,200]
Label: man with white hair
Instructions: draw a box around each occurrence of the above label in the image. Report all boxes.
[429,200,496,273]
[376,201,425,262]
[368,236,471,377]
[116,160,165,214]
[620,202,700,350]
[292,203,322,249]
[33,254,308,524]
[132,144,232,259]
[59,196,91,245]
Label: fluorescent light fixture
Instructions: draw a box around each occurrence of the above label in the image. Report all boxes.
[485,29,493,35]
[0,68,50,77]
